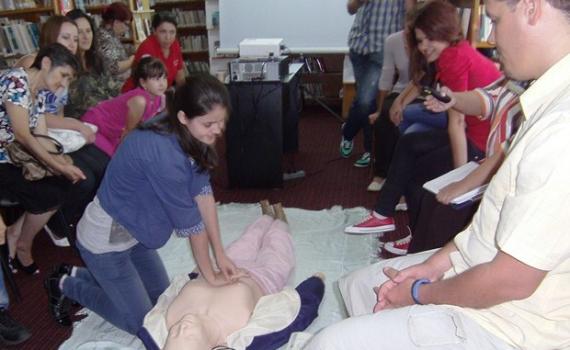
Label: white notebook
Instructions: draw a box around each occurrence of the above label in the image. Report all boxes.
[423,161,488,206]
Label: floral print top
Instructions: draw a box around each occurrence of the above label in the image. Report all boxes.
[96,27,130,82]
[0,68,46,163]
[41,88,69,115]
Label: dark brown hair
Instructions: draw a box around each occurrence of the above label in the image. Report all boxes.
[132,56,167,87]
[39,15,78,49]
[407,0,463,84]
[66,9,104,74]
[101,2,133,24]
[151,11,177,30]
[139,74,231,172]
[31,42,80,74]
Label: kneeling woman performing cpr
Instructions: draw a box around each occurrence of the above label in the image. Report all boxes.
[45,74,239,334]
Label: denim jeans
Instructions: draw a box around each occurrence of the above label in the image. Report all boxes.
[342,51,383,153]
[399,103,448,134]
[0,268,9,309]
[62,241,170,334]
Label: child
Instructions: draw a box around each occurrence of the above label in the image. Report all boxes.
[81,56,167,157]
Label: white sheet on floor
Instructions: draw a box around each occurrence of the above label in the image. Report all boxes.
[59,203,379,350]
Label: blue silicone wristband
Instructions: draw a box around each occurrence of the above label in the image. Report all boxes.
[411,278,431,305]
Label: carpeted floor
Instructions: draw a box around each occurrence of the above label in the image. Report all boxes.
[7,105,410,349]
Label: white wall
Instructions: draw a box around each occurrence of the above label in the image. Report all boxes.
[219,0,354,54]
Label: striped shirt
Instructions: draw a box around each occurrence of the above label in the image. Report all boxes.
[348,0,406,55]
[474,77,529,156]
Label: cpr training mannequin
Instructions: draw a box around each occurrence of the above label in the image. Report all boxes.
[141,201,325,350]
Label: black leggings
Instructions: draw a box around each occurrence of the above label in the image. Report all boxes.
[374,129,484,220]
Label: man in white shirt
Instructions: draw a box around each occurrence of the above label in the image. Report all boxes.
[305,1,570,349]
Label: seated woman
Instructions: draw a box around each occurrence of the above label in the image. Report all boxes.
[121,12,185,93]
[391,0,500,136]
[95,2,134,84]
[0,44,85,274]
[65,9,122,119]
[142,201,324,350]
[81,56,167,158]
[367,22,411,191]
[345,0,500,237]
[14,15,101,243]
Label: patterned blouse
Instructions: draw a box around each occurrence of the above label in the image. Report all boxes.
[95,27,130,82]
[0,68,47,163]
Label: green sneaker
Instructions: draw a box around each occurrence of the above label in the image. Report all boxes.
[353,152,371,167]
[340,138,353,158]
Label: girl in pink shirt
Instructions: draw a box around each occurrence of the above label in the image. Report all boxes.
[82,57,167,157]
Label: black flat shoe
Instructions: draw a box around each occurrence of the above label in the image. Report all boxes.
[53,263,73,277]
[43,276,72,327]
[9,256,39,275]
[50,263,82,307]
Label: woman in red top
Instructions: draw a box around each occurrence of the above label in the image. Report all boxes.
[122,12,185,93]
[345,0,501,237]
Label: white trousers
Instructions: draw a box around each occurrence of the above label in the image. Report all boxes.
[304,251,515,350]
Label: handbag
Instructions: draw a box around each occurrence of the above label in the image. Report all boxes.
[48,122,98,154]
[5,134,73,181]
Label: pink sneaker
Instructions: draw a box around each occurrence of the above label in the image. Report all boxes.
[384,234,412,255]
[345,213,395,234]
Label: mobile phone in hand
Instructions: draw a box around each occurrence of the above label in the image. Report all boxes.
[422,86,452,103]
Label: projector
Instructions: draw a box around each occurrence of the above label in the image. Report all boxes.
[239,38,284,58]
[229,56,289,82]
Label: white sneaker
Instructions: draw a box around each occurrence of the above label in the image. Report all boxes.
[384,233,412,256]
[395,202,408,211]
[44,225,70,247]
[367,180,384,192]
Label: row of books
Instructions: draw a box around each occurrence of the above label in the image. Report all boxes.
[0,19,40,57]
[75,0,115,9]
[133,16,151,42]
[171,9,205,28]
[457,7,493,43]
[180,34,208,52]
[457,7,472,39]
[150,0,202,5]
[0,0,51,11]
[184,59,209,73]
[478,5,493,43]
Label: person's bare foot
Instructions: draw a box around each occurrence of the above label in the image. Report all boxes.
[260,200,273,217]
[272,203,287,223]
[367,177,385,192]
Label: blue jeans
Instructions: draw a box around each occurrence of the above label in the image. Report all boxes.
[62,242,170,334]
[399,103,447,134]
[342,51,383,152]
[0,268,9,309]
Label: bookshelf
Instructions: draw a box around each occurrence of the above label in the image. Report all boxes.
[0,0,67,63]
[452,0,494,49]
[151,0,209,73]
